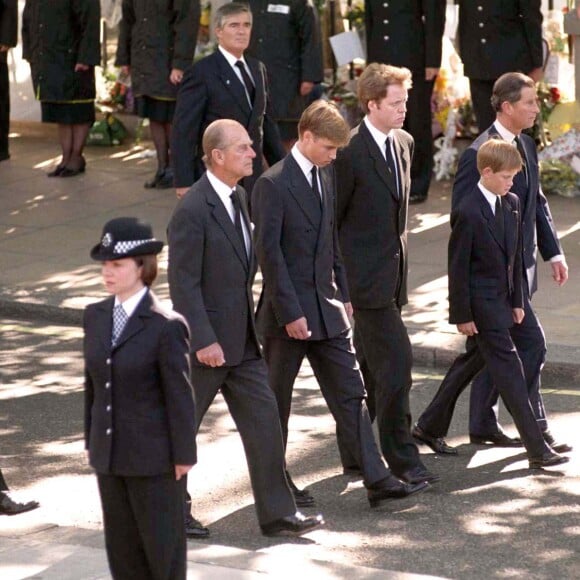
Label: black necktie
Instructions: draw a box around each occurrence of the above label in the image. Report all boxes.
[311,166,322,205]
[385,137,400,198]
[230,190,248,261]
[514,136,528,185]
[495,196,505,243]
[235,60,255,104]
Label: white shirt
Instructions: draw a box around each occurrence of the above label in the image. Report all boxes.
[115,286,148,317]
[207,170,250,254]
[218,46,254,106]
[478,181,501,214]
[291,144,322,198]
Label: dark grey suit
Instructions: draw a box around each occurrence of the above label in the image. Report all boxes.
[252,153,391,487]
[167,173,296,526]
[453,125,562,438]
[335,122,424,477]
[417,187,550,459]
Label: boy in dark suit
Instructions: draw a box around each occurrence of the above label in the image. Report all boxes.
[412,140,568,470]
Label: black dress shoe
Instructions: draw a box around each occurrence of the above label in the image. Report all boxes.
[156,167,174,189]
[409,193,427,204]
[285,471,315,507]
[412,424,458,455]
[470,432,522,447]
[185,516,210,538]
[261,512,324,537]
[367,477,429,508]
[144,169,165,189]
[342,465,363,476]
[399,465,440,484]
[543,432,573,453]
[0,492,40,515]
[528,452,569,470]
[47,164,65,177]
[60,166,83,178]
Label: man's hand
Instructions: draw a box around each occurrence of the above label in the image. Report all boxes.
[425,67,440,81]
[196,342,225,367]
[300,81,314,96]
[75,63,90,72]
[457,321,478,336]
[285,317,311,340]
[551,260,568,286]
[170,68,184,85]
[528,67,543,83]
[175,464,193,481]
[512,308,525,324]
[344,301,353,319]
[176,187,189,200]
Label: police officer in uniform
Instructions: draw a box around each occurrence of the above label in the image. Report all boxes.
[364,0,446,204]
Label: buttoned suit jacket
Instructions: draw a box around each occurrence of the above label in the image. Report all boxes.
[252,154,350,340]
[449,188,523,330]
[452,126,561,298]
[171,50,285,193]
[83,290,196,476]
[335,123,413,309]
[167,173,261,365]
[456,0,543,81]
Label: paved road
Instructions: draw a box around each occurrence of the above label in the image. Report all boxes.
[1,317,578,579]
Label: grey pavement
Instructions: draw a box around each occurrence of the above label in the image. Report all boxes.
[1,124,579,579]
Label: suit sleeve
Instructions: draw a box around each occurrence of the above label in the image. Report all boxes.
[74,0,101,66]
[334,146,356,229]
[167,202,219,352]
[115,0,134,67]
[451,148,479,211]
[520,0,543,71]
[422,0,446,69]
[330,167,350,302]
[252,175,305,325]
[83,309,94,451]
[171,63,209,188]
[448,209,474,324]
[0,0,17,48]
[172,0,200,71]
[511,197,524,310]
[158,318,197,466]
[261,64,287,165]
[295,0,323,83]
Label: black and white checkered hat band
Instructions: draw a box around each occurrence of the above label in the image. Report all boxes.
[113,238,156,254]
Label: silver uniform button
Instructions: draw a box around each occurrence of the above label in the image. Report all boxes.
[106,405,112,412]
[481,38,487,44]
[106,428,112,435]
[106,358,111,365]
[384,35,389,41]
[479,22,484,28]
[105,382,111,389]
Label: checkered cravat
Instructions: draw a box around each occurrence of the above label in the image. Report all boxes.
[112,304,128,346]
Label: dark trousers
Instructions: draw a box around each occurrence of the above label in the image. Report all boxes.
[418,330,550,459]
[405,75,435,198]
[263,330,390,487]
[97,472,187,580]
[469,78,496,134]
[189,341,295,526]
[0,61,10,157]
[338,305,423,476]
[469,290,548,436]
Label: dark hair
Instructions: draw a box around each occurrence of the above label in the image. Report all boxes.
[214,2,251,28]
[357,63,413,114]
[133,254,158,286]
[491,72,536,112]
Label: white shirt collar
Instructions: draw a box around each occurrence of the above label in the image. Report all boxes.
[478,181,501,214]
[364,116,393,156]
[206,169,236,213]
[291,143,316,183]
[115,286,148,317]
[218,45,248,69]
[493,120,517,144]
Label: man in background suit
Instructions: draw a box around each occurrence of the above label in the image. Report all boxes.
[456,0,544,132]
[0,467,39,515]
[171,2,285,199]
[450,72,571,453]
[365,0,446,204]
[335,63,438,485]
[252,100,429,509]
[167,119,323,538]
[246,0,323,145]
[0,0,17,161]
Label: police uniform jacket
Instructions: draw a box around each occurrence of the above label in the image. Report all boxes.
[84,290,197,476]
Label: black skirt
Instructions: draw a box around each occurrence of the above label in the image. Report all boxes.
[136,96,176,124]
[41,101,96,125]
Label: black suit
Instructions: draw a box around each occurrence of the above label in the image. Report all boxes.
[84,290,196,580]
[171,49,285,193]
[452,125,562,438]
[252,152,391,487]
[417,187,550,459]
[0,0,17,159]
[335,121,425,476]
[365,0,446,199]
[167,173,296,527]
[456,0,543,130]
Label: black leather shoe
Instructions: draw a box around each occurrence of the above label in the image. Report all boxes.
[412,424,458,455]
[185,516,210,538]
[47,164,65,177]
[286,471,315,507]
[156,167,174,189]
[342,465,363,476]
[528,452,569,470]
[261,512,324,537]
[144,169,164,188]
[367,477,429,507]
[470,432,522,447]
[0,492,39,515]
[409,193,427,204]
[399,465,440,484]
[543,432,573,453]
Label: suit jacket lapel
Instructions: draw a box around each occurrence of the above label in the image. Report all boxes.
[504,196,519,260]
[215,51,252,118]
[392,131,409,203]
[477,191,506,253]
[286,155,322,228]
[112,291,152,351]
[95,297,114,352]
[360,122,398,200]
[246,57,264,125]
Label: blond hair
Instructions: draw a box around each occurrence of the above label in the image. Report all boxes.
[477,138,523,173]
[298,100,350,146]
